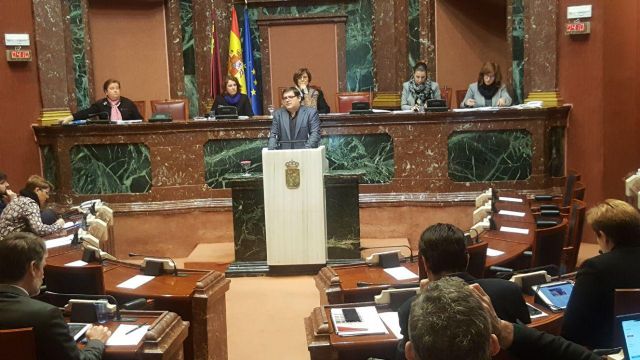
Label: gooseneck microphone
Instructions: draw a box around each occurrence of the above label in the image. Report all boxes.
[128,252,179,276]
[358,245,415,263]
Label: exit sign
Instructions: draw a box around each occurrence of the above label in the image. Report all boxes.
[565,21,591,35]
[6,49,32,61]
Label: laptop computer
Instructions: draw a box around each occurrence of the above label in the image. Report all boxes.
[618,313,640,359]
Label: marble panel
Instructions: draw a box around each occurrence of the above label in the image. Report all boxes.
[70,144,151,194]
[69,0,90,110]
[548,126,564,177]
[204,139,269,189]
[408,0,420,69]
[321,134,394,184]
[326,183,360,259]
[181,0,199,117]
[511,0,525,104]
[448,130,532,182]
[41,146,58,188]
[247,0,373,92]
[230,181,267,262]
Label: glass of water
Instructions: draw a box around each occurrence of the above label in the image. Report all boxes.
[267,104,275,117]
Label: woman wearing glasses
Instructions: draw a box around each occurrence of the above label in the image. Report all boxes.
[0,175,64,240]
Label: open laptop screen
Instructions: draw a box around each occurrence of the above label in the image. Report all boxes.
[619,313,640,359]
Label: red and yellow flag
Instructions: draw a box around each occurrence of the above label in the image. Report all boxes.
[227,7,246,95]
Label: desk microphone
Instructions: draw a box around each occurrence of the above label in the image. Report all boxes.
[43,291,135,322]
[128,253,179,277]
[358,245,414,263]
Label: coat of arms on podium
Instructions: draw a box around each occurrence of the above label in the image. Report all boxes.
[285,160,300,189]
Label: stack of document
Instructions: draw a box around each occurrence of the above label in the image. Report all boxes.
[330,306,389,336]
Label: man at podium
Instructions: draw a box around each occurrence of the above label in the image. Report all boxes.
[268,87,321,150]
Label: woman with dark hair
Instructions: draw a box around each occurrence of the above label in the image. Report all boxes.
[401,61,441,111]
[293,68,330,114]
[59,79,143,123]
[461,62,512,108]
[0,175,64,240]
[211,75,254,117]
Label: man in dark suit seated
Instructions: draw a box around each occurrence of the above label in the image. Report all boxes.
[268,87,321,150]
[0,232,111,360]
[396,223,530,359]
[404,277,600,360]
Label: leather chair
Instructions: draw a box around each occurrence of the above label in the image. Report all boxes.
[440,86,452,109]
[561,199,586,273]
[456,89,467,107]
[529,218,568,269]
[150,99,189,120]
[467,241,488,278]
[132,100,146,120]
[335,92,371,113]
[44,263,105,307]
[0,328,36,360]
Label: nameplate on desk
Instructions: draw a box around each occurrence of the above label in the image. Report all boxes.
[486,248,505,257]
[383,266,418,281]
[106,324,150,346]
[65,260,88,267]
[116,275,155,289]
[498,196,523,203]
[498,210,526,217]
[499,226,529,235]
[45,235,74,249]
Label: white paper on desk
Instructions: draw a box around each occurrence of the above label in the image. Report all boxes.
[392,110,416,114]
[371,109,392,113]
[45,234,74,249]
[105,324,149,346]
[500,226,530,235]
[498,196,523,203]
[384,267,419,281]
[62,221,75,229]
[116,275,155,289]
[498,210,526,217]
[65,260,87,267]
[379,312,403,340]
[331,306,388,336]
[486,248,505,257]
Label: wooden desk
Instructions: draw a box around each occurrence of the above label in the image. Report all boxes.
[47,247,230,360]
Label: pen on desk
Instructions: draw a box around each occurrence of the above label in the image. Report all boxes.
[125,322,148,335]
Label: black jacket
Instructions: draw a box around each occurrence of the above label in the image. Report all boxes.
[211,93,254,117]
[510,324,600,360]
[73,96,143,120]
[562,244,640,348]
[0,285,104,360]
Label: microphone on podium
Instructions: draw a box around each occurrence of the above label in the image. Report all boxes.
[128,253,179,277]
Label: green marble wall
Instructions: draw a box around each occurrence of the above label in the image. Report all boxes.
[230,182,267,262]
[40,146,58,188]
[70,144,151,194]
[511,0,525,104]
[68,0,90,109]
[448,130,532,182]
[180,0,199,118]
[204,134,394,188]
[548,126,565,177]
[407,0,420,70]
[326,183,360,259]
[246,0,374,94]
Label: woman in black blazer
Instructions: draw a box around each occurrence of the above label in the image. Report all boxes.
[60,79,143,123]
[211,75,254,117]
[561,199,640,349]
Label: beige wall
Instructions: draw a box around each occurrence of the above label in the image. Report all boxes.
[268,23,339,111]
[88,0,170,117]
[435,0,510,108]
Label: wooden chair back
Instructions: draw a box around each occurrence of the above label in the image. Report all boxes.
[0,328,36,360]
[467,241,488,278]
[615,289,640,316]
[132,100,146,120]
[531,218,568,268]
[440,86,452,109]
[572,181,586,201]
[150,99,189,120]
[561,199,586,272]
[44,263,105,306]
[456,89,467,107]
[335,92,371,113]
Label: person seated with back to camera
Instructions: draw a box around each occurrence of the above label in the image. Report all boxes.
[461,62,512,108]
[267,87,320,150]
[404,277,601,360]
[59,79,143,124]
[0,175,64,241]
[401,61,441,111]
[210,75,254,117]
[561,199,640,349]
[395,223,530,360]
[293,68,330,114]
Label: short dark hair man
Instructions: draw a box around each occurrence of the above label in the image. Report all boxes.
[406,277,600,360]
[267,87,321,150]
[396,223,530,359]
[0,171,17,214]
[0,232,111,360]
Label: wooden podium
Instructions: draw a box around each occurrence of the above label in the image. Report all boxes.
[262,146,328,267]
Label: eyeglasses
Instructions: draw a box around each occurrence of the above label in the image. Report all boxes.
[282,95,297,100]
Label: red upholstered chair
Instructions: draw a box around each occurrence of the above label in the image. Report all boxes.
[132,100,146,120]
[440,86,452,109]
[335,92,371,113]
[0,328,36,360]
[150,99,189,121]
[466,241,488,278]
[456,89,467,107]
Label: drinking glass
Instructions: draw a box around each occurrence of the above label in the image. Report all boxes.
[240,160,252,176]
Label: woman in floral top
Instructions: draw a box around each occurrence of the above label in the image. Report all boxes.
[0,175,64,240]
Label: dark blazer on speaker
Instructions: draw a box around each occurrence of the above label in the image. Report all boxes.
[72,96,142,121]
[267,105,321,150]
[0,285,105,360]
[562,244,640,348]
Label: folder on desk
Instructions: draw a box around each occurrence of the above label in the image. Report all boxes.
[330,306,388,337]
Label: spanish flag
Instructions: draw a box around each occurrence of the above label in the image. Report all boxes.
[227,7,246,95]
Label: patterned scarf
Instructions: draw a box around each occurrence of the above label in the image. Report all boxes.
[408,77,433,105]
[108,98,122,120]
